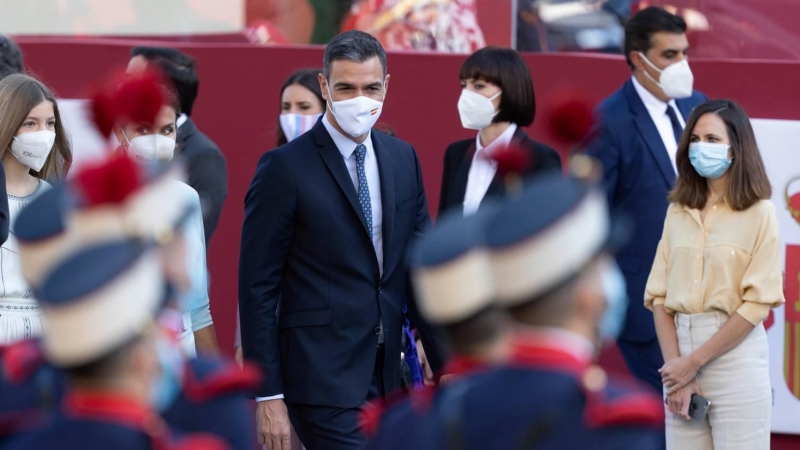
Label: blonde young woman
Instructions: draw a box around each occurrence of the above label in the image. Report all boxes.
[0,74,71,344]
[645,99,784,449]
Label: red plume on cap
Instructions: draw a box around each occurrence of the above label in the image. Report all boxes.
[544,91,595,147]
[483,141,532,194]
[90,69,167,137]
[74,152,144,207]
[486,141,532,177]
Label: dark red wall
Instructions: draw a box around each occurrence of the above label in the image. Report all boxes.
[15,38,800,353]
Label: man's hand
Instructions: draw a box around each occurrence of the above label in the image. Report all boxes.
[256,399,291,450]
[416,339,435,386]
[666,382,702,420]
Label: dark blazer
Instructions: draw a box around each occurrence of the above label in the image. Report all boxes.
[586,79,707,343]
[177,118,228,246]
[438,127,562,216]
[239,120,444,407]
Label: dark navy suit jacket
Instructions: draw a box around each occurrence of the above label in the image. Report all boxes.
[586,79,707,343]
[239,120,444,407]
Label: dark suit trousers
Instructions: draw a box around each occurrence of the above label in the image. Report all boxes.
[287,346,385,450]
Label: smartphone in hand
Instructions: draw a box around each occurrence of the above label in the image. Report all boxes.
[688,394,711,422]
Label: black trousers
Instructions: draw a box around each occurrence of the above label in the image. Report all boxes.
[287,345,385,450]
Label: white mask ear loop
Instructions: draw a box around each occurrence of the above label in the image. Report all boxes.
[638,52,664,87]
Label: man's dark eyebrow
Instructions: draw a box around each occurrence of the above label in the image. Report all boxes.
[333,81,355,89]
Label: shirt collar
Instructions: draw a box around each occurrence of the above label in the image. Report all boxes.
[631,75,680,117]
[177,114,188,128]
[475,123,518,156]
[322,113,373,159]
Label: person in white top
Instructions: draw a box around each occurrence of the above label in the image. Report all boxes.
[438,46,561,218]
[0,74,72,344]
[111,81,219,358]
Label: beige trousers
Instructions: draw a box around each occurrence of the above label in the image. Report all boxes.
[666,312,771,450]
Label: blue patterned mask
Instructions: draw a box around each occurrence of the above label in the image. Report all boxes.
[599,261,628,343]
[689,142,732,179]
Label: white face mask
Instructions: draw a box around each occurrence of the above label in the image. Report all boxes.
[280,113,322,143]
[10,130,56,172]
[328,94,384,138]
[457,89,502,130]
[124,132,176,163]
[639,53,694,99]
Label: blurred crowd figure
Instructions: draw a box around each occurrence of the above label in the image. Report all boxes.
[246,0,485,52]
[342,0,486,53]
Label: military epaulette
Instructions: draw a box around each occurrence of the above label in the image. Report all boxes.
[580,368,665,428]
[1,340,45,384]
[182,360,261,403]
[438,355,487,381]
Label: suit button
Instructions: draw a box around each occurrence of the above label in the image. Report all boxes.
[374,327,381,335]
[378,287,382,294]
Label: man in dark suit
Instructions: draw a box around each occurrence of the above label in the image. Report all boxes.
[586,7,707,394]
[127,47,228,247]
[239,30,444,450]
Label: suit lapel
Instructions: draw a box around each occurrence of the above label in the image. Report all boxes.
[625,80,676,187]
[373,133,395,275]
[676,98,695,122]
[452,142,476,214]
[483,127,527,203]
[314,123,370,236]
[177,118,197,149]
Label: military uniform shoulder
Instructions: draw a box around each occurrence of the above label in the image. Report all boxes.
[360,386,436,438]
[580,367,665,429]
[182,358,261,403]
[1,340,46,385]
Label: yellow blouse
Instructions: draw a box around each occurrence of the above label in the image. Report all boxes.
[645,199,785,326]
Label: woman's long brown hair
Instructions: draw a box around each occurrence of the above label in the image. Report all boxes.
[0,74,72,181]
[669,99,771,211]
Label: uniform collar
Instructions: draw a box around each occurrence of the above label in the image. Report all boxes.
[510,327,595,374]
[442,354,487,377]
[63,389,166,437]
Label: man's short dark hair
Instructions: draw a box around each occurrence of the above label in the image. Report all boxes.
[624,7,687,70]
[322,30,387,80]
[131,46,199,116]
[0,34,25,81]
[458,46,536,127]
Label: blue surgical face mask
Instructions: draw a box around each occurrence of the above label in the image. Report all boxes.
[150,334,185,412]
[599,261,628,343]
[689,142,732,179]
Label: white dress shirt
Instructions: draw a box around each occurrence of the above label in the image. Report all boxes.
[631,76,686,172]
[257,115,384,402]
[177,113,188,129]
[462,123,517,216]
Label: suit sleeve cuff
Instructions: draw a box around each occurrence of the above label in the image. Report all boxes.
[256,394,284,402]
[736,302,772,326]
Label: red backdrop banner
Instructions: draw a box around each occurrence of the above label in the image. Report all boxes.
[15,38,800,354]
